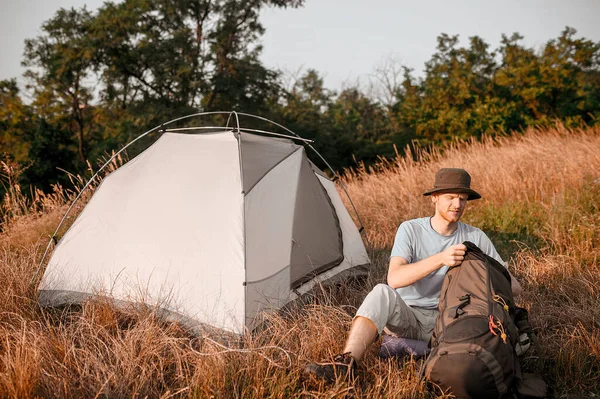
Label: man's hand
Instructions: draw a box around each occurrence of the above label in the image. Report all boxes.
[387,243,467,288]
[440,244,467,267]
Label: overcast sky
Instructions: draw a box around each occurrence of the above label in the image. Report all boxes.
[1,0,599,93]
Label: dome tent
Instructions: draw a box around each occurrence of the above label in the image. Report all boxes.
[37,112,370,334]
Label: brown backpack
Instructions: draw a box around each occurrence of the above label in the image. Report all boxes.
[423,241,523,398]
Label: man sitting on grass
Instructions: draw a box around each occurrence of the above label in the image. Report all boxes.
[304,168,522,382]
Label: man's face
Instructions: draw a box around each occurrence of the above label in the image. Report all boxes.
[433,193,468,223]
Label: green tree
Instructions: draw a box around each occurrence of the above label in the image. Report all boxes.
[539,27,600,124]
[21,0,305,175]
[278,70,399,170]
[0,79,33,163]
[326,87,394,167]
[495,28,600,130]
[276,70,338,168]
[23,7,97,165]
[88,0,303,144]
[417,34,502,143]
[15,11,600,188]
[0,80,77,194]
[22,119,78,192]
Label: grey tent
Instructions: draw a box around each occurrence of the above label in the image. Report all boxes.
[38,113,370,334]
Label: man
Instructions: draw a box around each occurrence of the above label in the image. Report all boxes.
[304,168,522,382]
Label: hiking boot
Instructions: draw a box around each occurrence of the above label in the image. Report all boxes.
[304,352,357,383]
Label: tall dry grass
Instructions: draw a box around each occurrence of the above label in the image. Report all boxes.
[343,123,600,249]
[0,124,598,397]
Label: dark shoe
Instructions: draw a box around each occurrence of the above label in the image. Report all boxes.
[304,352,357,383]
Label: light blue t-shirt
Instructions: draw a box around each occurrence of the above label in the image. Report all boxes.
[390,217,505,309]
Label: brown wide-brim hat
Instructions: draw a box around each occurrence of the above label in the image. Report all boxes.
[423,168,482,200]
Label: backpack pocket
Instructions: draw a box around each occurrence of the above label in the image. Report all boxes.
[438,315,489,343]
[425,317,517,399]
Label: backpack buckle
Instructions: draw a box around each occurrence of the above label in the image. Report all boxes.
[453,294,471,318]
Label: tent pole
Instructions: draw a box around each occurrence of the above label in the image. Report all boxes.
[231,111,248,333]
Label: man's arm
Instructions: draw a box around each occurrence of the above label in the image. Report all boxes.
[387,244,467,289]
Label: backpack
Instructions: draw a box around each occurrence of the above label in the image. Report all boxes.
[423,241,540,399]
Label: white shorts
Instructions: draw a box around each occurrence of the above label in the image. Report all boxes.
[355,283,439,342]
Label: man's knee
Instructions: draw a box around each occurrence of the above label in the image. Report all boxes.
[364,284,398,314]
[370,283,395,299]
[355,284,398,334]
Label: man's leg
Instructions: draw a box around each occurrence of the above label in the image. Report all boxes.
[342,316,378,362]
[342,283,419,361]
[304,284,417,382]
[385,306,438,343]
[383,306,439,358]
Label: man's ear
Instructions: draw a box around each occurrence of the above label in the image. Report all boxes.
[431,194,438,204]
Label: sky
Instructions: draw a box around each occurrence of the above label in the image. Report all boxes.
[1,0,600,94]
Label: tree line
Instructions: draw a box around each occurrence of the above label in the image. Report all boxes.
[2,0,600,198]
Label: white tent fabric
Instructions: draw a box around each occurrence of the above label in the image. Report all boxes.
[39,130,370,333]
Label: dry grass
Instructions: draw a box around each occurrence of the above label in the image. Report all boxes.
[342,123,600,250]
[1,124,599,397]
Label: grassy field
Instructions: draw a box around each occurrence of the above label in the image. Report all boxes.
[1,124,599,398]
